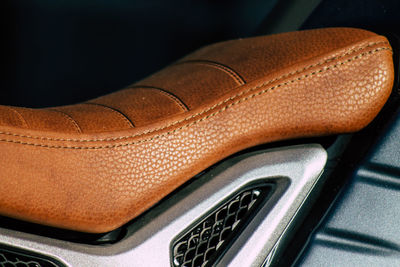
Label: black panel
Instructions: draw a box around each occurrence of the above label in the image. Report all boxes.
[296,105,400,266]
[302,0,400,33]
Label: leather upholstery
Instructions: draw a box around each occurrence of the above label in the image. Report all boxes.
[0,28,394,233]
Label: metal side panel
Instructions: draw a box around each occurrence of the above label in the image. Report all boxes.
[0,144,327,267]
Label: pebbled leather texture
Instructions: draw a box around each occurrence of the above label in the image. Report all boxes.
[0,28,394,233]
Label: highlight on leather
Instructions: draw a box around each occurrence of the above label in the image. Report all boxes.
[0,27,394,233]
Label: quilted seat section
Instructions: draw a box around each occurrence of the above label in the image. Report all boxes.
[0,27,386,133]
[0,28,394,233]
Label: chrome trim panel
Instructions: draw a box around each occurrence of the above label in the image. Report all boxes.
[0,144,327,266]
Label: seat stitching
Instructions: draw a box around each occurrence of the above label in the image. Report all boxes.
[0,44,390,144]
[5,107,29,128]
[49,108,82,133]
[84,102,135,128]
[174,60,246,85]
[128,85,189,112]
[0,43,391,146]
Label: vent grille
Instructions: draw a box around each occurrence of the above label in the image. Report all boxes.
[0,245,62,267]
[172,184,272,267]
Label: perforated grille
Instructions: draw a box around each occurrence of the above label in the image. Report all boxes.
[0,245,62,267]
[172,185,272,267]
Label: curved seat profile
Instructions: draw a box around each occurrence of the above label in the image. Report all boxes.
[0,27,394,233]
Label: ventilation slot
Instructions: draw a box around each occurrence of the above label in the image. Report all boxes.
[0,244,63,267]
[172,184,273,267]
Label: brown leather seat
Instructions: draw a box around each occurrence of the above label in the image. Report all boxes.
[0,28,394,233]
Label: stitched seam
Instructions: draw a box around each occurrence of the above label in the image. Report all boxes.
[129,86,189,112]
[175,60,246,85]
[49,108,82,133]
[84,102,135,128]
[6,107,29,128]
[156,90,189,112]
[0,44,391,144]
[0,44,391,146]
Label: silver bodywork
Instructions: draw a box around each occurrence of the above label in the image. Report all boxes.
[0,144,327,266]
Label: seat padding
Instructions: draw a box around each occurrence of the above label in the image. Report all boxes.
[0,28,394,233]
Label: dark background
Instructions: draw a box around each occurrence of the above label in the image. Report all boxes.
[0,0,278,107]
[1,0,399,108]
